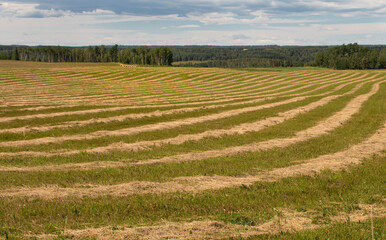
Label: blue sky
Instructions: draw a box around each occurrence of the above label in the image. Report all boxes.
[1,0,385,46]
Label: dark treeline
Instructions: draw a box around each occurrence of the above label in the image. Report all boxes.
[0,45,338,65]
[174,58,302,68]
[1,44,386,68]
[170,46,329,64]
[0,45,173,66]
[314,43,386,69]
[119,46,173,66]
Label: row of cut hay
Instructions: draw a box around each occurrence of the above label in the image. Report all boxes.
[0,79,381,163]
[1,70,169,99]
[0,67,338,95]
[0,71,360,109]
[0,69,328,117]
[2,67,251,91]
[0,67,218,89]
[0,74,373,149]
[0,71,250,106]
[0,96,312,147]
[0,73,350,110]
[117,71,345,104]
[27,204,385,240]
[0,65,385,239]
[0,82,382,186]
[0,71,306,118]
[0,70,262,103]
[0,79,382,171]
[0,73,377,136]
[0,69,184,98]
[0,73,377,138]
[128,80,383,167]
[113,72,367,110]
[1,121,385,197]
[0,70,126,87]
[40,72,367,105]
[0,67,330,106]
[0,66,382,171]
[0,69,94,81]
[0,70,332,120]
[87,79,379,160]
[2,75,361,135]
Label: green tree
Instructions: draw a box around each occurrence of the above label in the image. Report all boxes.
[314,43,385,69]
[377,49,386,69]
[109,44,119,62]
[367,50,379,69]
[11,48,19,60]
[138,46,149,65]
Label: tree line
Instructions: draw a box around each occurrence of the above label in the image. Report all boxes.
[171,46,329,64]
[313,43,386,69]
[0,45,339,66]
[1,44,386,68]
[0,45,173,66]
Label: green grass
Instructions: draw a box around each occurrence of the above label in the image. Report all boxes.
[0,63,385,240]
[0,81,383,188]
[0,79,344,141]
[0,154,384,239]
[229,217,385,240]
[0,96,305,143]
[0,71,368,143]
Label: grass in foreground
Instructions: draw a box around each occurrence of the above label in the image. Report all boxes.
[0,153,384,239]
[0,63,385,240]
[230,217,385,240]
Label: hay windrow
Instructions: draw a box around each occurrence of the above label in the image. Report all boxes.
[1,122,384,198]
[0,80,381,160]
[1,64,385,239]
[28,204,385,240]
[0,96,309,147]
[1,76,381,153]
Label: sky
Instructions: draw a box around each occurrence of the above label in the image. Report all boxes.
[0,0,385,46]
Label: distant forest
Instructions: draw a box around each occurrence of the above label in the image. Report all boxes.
[0,44,385,69]
[314,43,386,69]
[174,46,324,62]
[0,45,173,66]
[172,45,386,68]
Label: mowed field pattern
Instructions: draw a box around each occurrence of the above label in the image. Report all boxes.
[0,61,385,240]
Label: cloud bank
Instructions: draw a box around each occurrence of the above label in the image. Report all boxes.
[1,0,385,45]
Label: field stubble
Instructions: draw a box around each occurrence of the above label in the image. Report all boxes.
[0,61,385,240]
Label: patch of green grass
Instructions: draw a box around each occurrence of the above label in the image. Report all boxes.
[233,217,385,240]
[0,70,355,130]
[0,65,385,240]
[0,154,384,238]
[0,81,383,189]
[0,95,301,144]
[0,74,366,152]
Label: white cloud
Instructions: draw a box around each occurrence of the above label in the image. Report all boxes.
[185,10,319,25]
[0,0,385,45]
[0,1,71,18]
[1,18,385,46]
[177,24,200,28]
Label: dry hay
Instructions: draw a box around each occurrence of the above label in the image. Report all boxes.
[0,80,381,160]
[0,96,309,148]
[28,204,385,240]
[1,122,384,198]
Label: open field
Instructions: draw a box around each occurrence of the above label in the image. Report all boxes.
[0,60,385,239]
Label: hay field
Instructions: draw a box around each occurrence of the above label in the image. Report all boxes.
[0,60,385,239]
